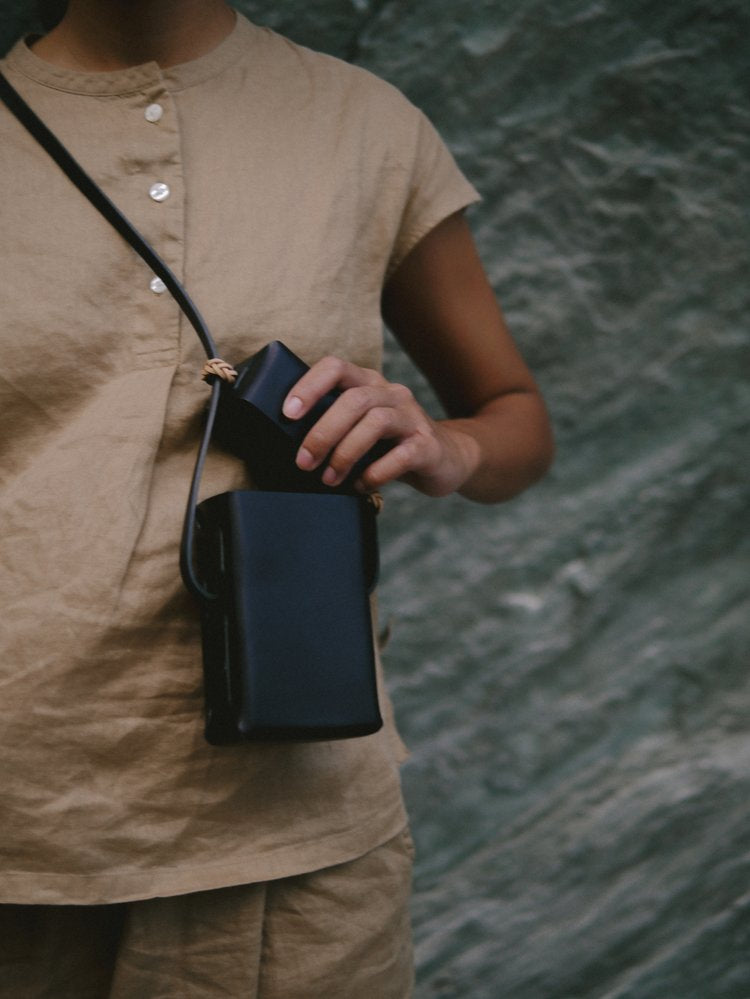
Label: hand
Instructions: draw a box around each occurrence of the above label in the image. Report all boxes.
[282,356,480,497]
[280,211,553,505]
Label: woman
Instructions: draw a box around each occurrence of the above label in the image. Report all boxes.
[0,1,553,995]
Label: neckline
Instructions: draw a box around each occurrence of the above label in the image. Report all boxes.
[3,12,254,97]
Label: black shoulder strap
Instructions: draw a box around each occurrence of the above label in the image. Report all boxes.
[0,71,218,360]
[0,70,220,601]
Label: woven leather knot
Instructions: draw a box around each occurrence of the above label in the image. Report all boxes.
[202,358,238,384]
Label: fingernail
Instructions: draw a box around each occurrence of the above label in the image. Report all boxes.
[297,448,315,470]
[322,467,339,486]
[283,395,303,418]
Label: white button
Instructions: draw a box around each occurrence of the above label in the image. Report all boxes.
[149,182,170,202]
[150,276,167,294]
[144,103,164,123]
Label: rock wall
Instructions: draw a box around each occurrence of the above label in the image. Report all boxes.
[3,3,748,995]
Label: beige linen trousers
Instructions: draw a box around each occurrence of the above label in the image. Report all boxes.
[0,829,415,998]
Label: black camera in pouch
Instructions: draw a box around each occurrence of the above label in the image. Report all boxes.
[212,340,393,491]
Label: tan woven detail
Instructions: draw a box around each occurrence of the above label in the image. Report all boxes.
[202,358,238,384]
[367,491,384,514]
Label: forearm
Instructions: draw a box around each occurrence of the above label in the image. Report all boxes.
[434,390,554,503]
[397,388,553,503]
[381,212,554,502]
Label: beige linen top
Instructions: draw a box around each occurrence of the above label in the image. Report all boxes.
[0,15,479,904]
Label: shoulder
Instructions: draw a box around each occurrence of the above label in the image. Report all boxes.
[241,17,422,132]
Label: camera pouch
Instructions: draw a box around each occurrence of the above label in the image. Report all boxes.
[195,489,383,744]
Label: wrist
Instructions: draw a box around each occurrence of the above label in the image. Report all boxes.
[405,420,481,498]
[438,421,482,491]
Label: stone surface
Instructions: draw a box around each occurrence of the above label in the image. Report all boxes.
[2,2,748,995]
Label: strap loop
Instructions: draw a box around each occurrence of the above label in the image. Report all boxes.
[202,358,238,384]
[367,492,384,514]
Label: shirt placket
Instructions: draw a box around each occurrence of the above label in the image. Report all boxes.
[119,82,186,366]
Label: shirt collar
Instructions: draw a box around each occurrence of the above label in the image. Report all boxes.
[4,12,254,97]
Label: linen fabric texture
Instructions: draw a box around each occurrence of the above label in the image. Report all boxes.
[0,14,479,905]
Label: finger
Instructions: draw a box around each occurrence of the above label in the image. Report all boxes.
[296,383,412,471]
[282,356,383,419]
[354,435,434,492]
[317,406,411,486]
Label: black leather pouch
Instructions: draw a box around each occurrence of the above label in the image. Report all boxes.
[213,340,392,491]
[195,489,382,744]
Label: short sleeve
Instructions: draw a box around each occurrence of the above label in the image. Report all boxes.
[386,109,481,280]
